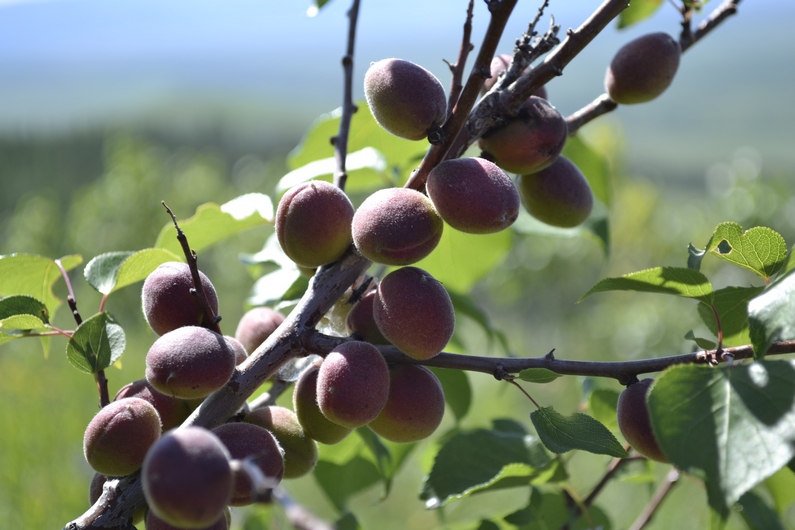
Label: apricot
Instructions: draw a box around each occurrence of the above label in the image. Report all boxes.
[369,364,446,443]
[142,427,232,529]
[146,510,229,530]
[224,335,248,365]
[481,53,548,100]
[234,306,285,355]
[346,290,390,345]
[275,180,355,268]
[617,378,669,463]
[352,187,443,266]
[292,363,352,445]
[145,326,237,400]
[316,341,390,429]
[364,58,447,141]
[426,157,520,234]
[606,32,681,105]
[141,261,219,336]
[373,267,454,360]
[517,156,593,228]
[83,397,162,477]
[114,378,192,432]
[245,406,319,479]
[212,422,285,506]
[478,96,567,175]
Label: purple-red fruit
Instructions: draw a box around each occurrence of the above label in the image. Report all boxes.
[275,180,355,268]
[293,363,352,444]
[234,306,285,355]
[617,378,669,463]
[373,267,455,360]
[606,32,681,105]
[478,96,567,175]
[83,397,162,477]
[245,406,318,479]
[146,510,229,530]
[212,422,285,506]
[369,364,446,443]
[482,53,548,100]
[364,58,447,141]
[114,378,192,432]
[142,261,219,336]
[426,157,520,234]
[346,290,389,344]
[224,335,248,365]
[316,341,390,429]
[145,326,236,400]
[517,156,593,228]
[142,427,232,529]
[352,187,443,266]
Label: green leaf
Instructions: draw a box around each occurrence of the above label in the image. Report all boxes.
[561,134,611,207]
[247,268,308,307]
[0,254,82,319]
[356,427,415,498]
[0,295,49,325]
[737,490,785,530]
[706,223,788,281]
[684,330,717,351]
[589,388,620,430]
[429,367,471,424]
[448,291,510,354]
[84,248,181,295]
[764,466,795,514]
[688,243,708,271]
[519,368,561,384]
[617,0,664,28]
[579,266,714,304]
[530,406,628,458]
[155,194,273,255]
[313,456,381,513]
[748,271,795,357]
[504,490,612,529]
[65,312,126,374]
[277,147,390,196]
[648,361,795,516]
[697,286,765,347]
[414,224,512,293]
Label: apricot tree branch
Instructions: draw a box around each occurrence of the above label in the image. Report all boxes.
[332,0,361,191]
[444,0,475,117]
[629,470,680,530]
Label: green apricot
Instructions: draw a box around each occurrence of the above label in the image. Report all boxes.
[516,156,593,228]
[292,362,352,445]
[606,32,681,105]
[245,406,319,479]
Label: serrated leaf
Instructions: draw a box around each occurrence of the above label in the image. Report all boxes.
[0,314,48,333]
[697,286,764,347]
[706,223,788,281]
[617,0,664,28]
[429,366,471,423]
[65,312,126,374]
[589,388,620,430]
[519,368,561,384]
[648,361,795,516]
[530,407,628,458]
[0,254,82,319]
[748,271,795,357]
[85,249,182,295]
[0,295,49,324]
[84,251,134,294]
[579,266,713,304]
[155,196,273,255]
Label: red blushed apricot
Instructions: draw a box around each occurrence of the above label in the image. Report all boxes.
[517,156,593,228]
[293,363,352,445]
[114,378,192,432]
[141,261,219,336]
[346,290,390,344]
[146,510,229,530]
[234,306,285,355]
[369,364,446,443]
[617,378,669,463]
[276,180,355,268]
[373,267,455,360]
[364,58,447,141]
[478,96,567,175]
[245,406,319,479]
[482,53,548,100]
[316,341,390,429]
[352,187,443,266]
[606,32,681,105]
[426,157,520,234]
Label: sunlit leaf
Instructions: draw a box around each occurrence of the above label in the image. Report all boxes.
[84,248,184,295]
[706,223,788,281]
[65,312,126,374]
[697,286,764,347]
[0,254,82,319]
[748,271,795,357]
[530,406,627,458]
[617,0,664,28]
[579,266,713,304]
[276,147,389,196]
[519,368,561,384]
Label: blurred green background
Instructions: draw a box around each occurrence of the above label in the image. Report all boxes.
[1,1,795,529]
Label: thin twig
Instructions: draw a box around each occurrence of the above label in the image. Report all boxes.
[332,0,361,191]
[444,0,476,117]
[629,470,680,530]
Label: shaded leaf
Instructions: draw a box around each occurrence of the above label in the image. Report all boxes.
[429,366,471,423]
[313,456,381,513]
[737,490,785,530]
[65,312,126,374]
[684,330,717,351]
[0,254,82,319]
[579,266,713,304]
[697,286,764,347]
[0,295,49,325]
[706,223,788,281]
[589,388,620,430]
[748,271,795,357]
[504,490,612,529]
[356,427,415,498]
[519,368,561,384]
[530,406,627,458]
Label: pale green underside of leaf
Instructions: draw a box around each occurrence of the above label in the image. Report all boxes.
[530,406,628,458]
[519,368,561,384]
[697,286,764,348]
[0,254,82,320]
[748,271,795,357]
[579,266,713,304]
[706,222,788,281]
[617,0,664,28]
[84,248,181,295]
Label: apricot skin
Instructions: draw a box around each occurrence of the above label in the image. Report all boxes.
[426,157,520,234]
[245,406,319,479]
[369,364,446,443]
[364,58,447,141]
[617,378,669,463]
[346,290,390,345]
[293,363,352,445]
[141,261,219,336]
[517,156,593,228]
[114,378,192,432]
[275,180,355,268]
[606,32,681,105]
[373,267,455,360]
[352,187,443,266]
[234,306,285,355]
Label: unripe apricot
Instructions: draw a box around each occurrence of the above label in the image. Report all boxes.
[373,267,455,360]
[114,378,192,432]
[426,157,520,234]
[369,364,446,443]
[234,306,285,355]
[293,363,352,445]
[275,180,355,268]
[352,187,443,266]
[145,326,237,400]
[346,290,390,345]
[517,156,594,228]
[141,261,219,336]
[478,96,567,175]
[364,58,447,141]
[482,53,548,100]
[606,32,681,105]
[142,427,232,529]
[83,397,162,477]
[245,406,319,479]
[213,422,285,506]
[617,378,668,463]
[317,341,390,429]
